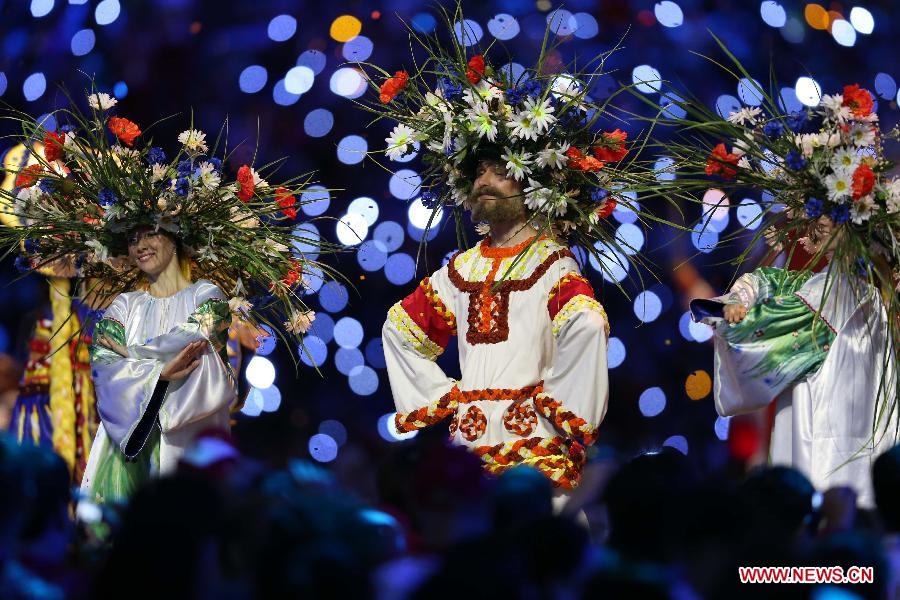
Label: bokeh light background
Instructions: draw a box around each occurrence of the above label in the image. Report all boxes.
[1,0,897,482]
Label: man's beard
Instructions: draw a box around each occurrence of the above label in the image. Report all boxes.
[469,186,526,223]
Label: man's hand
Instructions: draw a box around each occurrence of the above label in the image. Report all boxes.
[160,341,207,382]
[724,303,748,324]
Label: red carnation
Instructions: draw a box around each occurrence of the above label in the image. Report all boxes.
[236,165,255,202]
[15,164,42,188]
[275,186,297,219]
[379,70,409,104]
[851,164,875,201]
[705,143,740,180]
[591,129,629,162]
[566,147,603,172]
[466,54,485,85]
[107,116,141,146]
[842,84,874,118]
[596,199,617,220]
[43,131,66,162]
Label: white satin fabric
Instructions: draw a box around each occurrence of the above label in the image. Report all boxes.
[81,280,236,492]
[700,271,898,507]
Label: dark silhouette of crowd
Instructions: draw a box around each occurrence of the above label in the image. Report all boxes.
[1,426,898,600]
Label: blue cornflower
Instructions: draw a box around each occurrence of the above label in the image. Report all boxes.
[506,86,526,106]
[147,147,166,165]
[59,124,76,133]
[762,120,784,138]
[439,77,463,101]
[207,157,222,172]
[175,177,191,196]
[37,178,55,194]
[24,238,40,254]
[523,78,543,98]
[785,151,807,171]
[591,187,609,203]
[804,197,823,219]
[176,159,194,177]
[830,204,850,225]
[14,256,31,273]
[97,188,118,207]
[421,190,442,209]
[786,110,809,133]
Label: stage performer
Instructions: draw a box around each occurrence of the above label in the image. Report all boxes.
[366,12,668,511]
[1,91,328,503]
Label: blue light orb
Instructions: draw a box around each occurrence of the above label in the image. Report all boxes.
[256,324,276,356]
[330,68,366,99]
[607,337,626,368]
[573,13,599,39]
[411,13,436,33]
[385,253,416,285]
[239,65,267,94]
[736,198,763,229]
[615,223,644,256]
[334,317,364,349]
[95,0,120,26]
[678,311,695,341]
[335,347,365,375]
[268,14,297,42]
[691,223,719,253]
[488,14,520,40]
[634,290,662,323]
[308,433,338,463]
[874,73,897,100]
[0,73,7,97]
[319,420,348,446]
[299,335,328,368]
[663,435,688,455]
[632,65,662,94]
[297,49,326,74]
[547,9,578,36]
[23,73,46,101]
[654,2,684,28]
[343,35,374,62]
[300,185,330,217]
[378,412,418,441]
[31,0,54,18]
[319,281,349,313]
[454,19,483,46]
[272,79,300,106]
[113,81,128,98]
[304,108,334,138]
[348,365,378,396]
[374,221,405,252]
[714,416,731,441]
[389,169,422,200]
[737,77,764,106]
[291,223,321,260]
[308,312,335,345]
[71,29,96,56]
[348,196,380,225]
[639,387,666,417]
[589,242,629,283]
[715,94,741,119]
[357,240,389,272]
[284,65,314,94]
[759,1,786,27]
[337,135,367,165]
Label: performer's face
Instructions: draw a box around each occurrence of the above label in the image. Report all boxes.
[127,227,178,276]
[468,159,526,223]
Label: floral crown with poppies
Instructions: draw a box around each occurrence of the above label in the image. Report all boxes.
[357,7,671,270]
[1,90,341,344]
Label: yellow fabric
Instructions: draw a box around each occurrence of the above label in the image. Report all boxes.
[49,277,77,472]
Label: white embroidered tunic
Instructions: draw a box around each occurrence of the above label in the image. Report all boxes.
[382,237,609,488]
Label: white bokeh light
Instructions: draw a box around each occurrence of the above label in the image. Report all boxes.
[245,356,276,389]
[336,212,369,246]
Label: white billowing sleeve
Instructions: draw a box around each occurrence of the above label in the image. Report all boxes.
[382,272,458,433]
[536,261,610,445]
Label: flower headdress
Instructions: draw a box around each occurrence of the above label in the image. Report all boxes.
[1,90,341,350]
[357,6,673,281]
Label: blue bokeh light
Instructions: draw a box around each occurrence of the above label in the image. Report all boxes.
[343,35,374,62]
[334,317,364,349]
[309,312,335,345]
[488,14,520,40]
[608,337,626,369]
[337,135,367,165]
[239,65,268,94]
[23,72,46,101]
[297,49,327,74]
[639,387,667,417]
[95,0,121,26]
[268,15,297,42]
[663,435,689,455]
[299,335,328,368]
[308,433,338,463]
[300,185,330,217]
[389,169,422,200]
[385,253,416,285]
[634,290,663,323]
[319,281,349,313]
[374,221,405,252]
[348,365,379,396]
[71,29,96,56]
[335,347,365,375]
[304,108,334,138]
[357,240,389,272]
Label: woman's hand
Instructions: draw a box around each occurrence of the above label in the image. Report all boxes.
[160,341,207,382]
[97,336,128,358]
[724,303,748,324]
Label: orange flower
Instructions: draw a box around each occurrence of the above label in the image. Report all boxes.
[595,199,617,219]
[466,54,485,85]
[15,164,42,188]
[705,143,740,179]
[275,186,297,219]
[842,84,874,118]
[43,131,66,162]
[591,129,628,162]
[851,164,875,200]
[107,116,141,146]
[236,165,255,202]
[566,148,603,172]
[379,70,409,104]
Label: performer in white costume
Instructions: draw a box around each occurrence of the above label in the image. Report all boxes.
[1,91,328,503]
[692,258,898,507]
[383,155,610,498]
[80,227,236,502]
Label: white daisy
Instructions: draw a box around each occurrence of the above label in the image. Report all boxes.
[544,190,569,217]
[385,124,416,161]
[822,94,853,123]
[506,110,539,141]
[177,129,209,153]
[524,96,556,134]
[500,147,533,181]
[111,144,140,161]
[850,195,876,224]
[848,123,876,147]
[885,179,900,214]
[726,106,762,126]
[824,168,853,202]
[463,80,504,107]
[87,93,117,110]
[150,163,168,182]
[465,102,498,142]
[197,161,221,189]
[795,133,820,158]
[285,310,316,335]
[228,297,253,317]
[523,178,550,212]
[830,147,860,171]
[535,142,571,170]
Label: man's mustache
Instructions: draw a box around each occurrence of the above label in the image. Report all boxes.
[468,186,522,203]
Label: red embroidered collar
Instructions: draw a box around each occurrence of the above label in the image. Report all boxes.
[479,235,547,259]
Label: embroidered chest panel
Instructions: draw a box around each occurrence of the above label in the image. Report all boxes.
[447,244,573,345]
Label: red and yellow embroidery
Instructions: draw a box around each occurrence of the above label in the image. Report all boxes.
[547,272,609,337]
[459,405,487,441]
[534,392,599,446]
[502,401,538,437]
[552,296,609,337]
[394,385,459,432]
[474,435,586,489]
[448,238,575,345]
[387,303,446,361]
